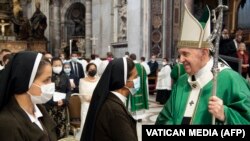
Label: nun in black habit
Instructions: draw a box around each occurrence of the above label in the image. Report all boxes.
[0,51,57,141]
[80,57,138,141]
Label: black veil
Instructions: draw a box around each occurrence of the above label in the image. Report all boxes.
[81,57,128,141]
[0,51,42,110]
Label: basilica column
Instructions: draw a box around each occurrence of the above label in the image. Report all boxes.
[142,0,151,58]
[85,0,92,58]
[172,0,182,59]
[50,0,61,56]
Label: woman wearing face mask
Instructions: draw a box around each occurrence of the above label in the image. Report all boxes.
[44,57,71,139]
[0,51,57,141]
[75,63,100,140]
[81,58,138,141]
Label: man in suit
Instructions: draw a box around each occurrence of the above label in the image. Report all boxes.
[70,52,84,93]
[223,29,243,57]
[219,28,231,55]
[221,30,243,72]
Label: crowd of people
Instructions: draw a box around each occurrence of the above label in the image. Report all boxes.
[219,28,250,79]
[0,48,165,140]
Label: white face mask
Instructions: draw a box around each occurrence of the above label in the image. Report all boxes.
[125,77,140,95]
[28,83,55,104]
[53,66,62,74]
[71,57,78,62]
[162,62,167,66]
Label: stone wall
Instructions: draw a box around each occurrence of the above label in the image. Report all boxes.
[0,41,47,53]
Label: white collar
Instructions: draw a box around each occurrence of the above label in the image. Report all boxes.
[194,57,213,79]
[25,104,43,122]
[24,104,43,130]
[188,58,214,89]
[111,91,127,106]
[133,60,139,64]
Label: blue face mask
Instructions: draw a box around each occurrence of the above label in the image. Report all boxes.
[126,77,140,95]
[64,68,71,74]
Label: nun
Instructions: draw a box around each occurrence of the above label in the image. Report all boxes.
[0,51,57,141]
[81,57,139,141]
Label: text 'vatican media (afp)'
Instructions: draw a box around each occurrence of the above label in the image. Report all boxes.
[142,125,250,140]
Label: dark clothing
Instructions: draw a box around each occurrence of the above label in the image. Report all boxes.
[222,39,238,57]
[45,72,71,139]
[70,61,84,92]
[70,62,84,78]
[0,69,3,78]
[46,73,71,106]
[94,93,138,141]
[156,89,171,105]
[53,72,71,105]
[219,38,232,55]
[0,51,57,140]
[218,39,240,72]
[147,61,159,77]
[0,51,39,110]
[81,58,136,141]
[70,62,85,79]
[0,97,57,141]
[147,61,159,95]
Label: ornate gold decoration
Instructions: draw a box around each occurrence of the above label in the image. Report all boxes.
[177,41,212,48]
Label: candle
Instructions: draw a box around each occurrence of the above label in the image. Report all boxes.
[69,39,72,56]
[108,45,111,52]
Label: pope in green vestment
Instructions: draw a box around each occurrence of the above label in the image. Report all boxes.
[156,63,250,125]
[156,3,250,125]
[128,63,149,113]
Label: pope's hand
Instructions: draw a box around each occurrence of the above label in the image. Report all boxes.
[208,96,225,122]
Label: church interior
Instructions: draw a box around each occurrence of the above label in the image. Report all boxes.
[0,0,249,60]
[0,0,250,141]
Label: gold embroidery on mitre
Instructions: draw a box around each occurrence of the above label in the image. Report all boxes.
[177,41,212,48]
[178,4,213,49]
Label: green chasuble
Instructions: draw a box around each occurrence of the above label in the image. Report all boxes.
[156,68,250,125]
[170,63,186,86]
[128,63,149,112]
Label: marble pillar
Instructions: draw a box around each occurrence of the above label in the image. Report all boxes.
[142,0,151,59]
[127,0,142,57]
[113,0,119,43]
[92,0,113,57]
[50,0,61,56]
[172,0,182,59]
[85,0,92,58]
[163,0,174,59]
